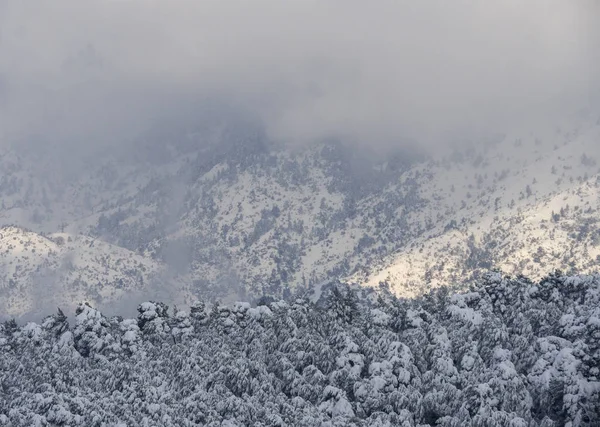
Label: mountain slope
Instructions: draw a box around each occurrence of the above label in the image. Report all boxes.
[0,226,165,317]
[1,110,600,314]
[350,112,600,295]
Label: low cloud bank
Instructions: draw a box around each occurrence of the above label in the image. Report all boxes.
[0,0,598,154]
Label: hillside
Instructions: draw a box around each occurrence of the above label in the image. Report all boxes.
[351,112,600,295]
[1,110,600,315]
[0,226,165,318]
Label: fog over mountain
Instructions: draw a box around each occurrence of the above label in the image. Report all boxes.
[1,0,600,319]
[2,2,600,425]
[1,0,599,154]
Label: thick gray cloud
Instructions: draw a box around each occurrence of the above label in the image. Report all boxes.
[0,0,599,152]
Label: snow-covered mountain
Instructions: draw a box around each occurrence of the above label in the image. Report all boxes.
[0,226,165,317]
[351,111,600,296]
[2,108,600,316]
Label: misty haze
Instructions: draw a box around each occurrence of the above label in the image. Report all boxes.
[1,1,600,425]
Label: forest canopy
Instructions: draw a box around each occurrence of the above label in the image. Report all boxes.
[1,272,599,426]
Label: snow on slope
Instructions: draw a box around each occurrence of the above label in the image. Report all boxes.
[2,109,600,315]
[0,226,165,317]
[350,111,600,295]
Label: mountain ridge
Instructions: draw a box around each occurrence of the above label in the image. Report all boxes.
[1,109,600,316]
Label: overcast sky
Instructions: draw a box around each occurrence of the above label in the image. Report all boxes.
[1,0,599,154]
